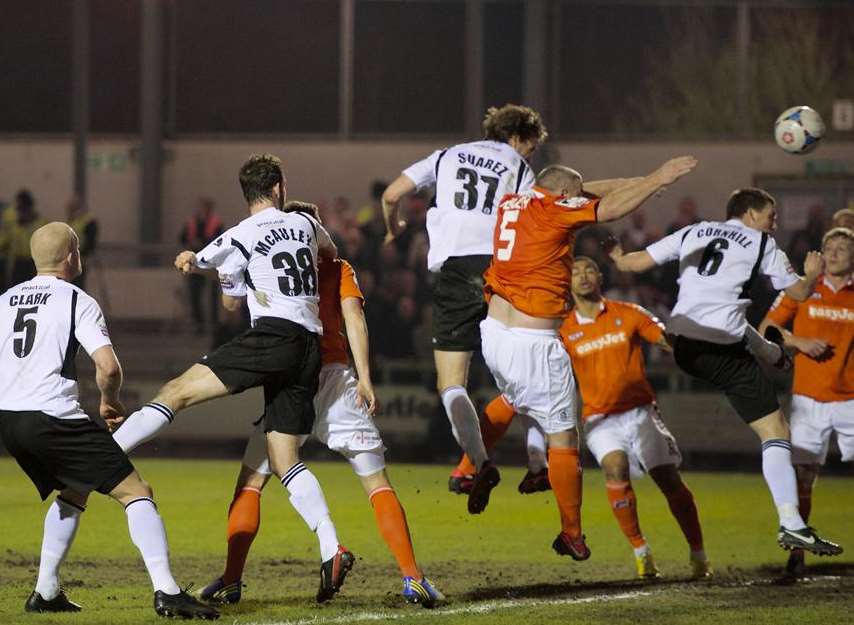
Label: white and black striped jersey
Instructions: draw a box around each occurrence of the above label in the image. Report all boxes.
[196,206,332,334]
[402,140,534,271]
[0,276,112,419]
[646,219,799,343]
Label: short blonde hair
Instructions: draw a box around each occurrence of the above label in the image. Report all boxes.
[822,226,854,248]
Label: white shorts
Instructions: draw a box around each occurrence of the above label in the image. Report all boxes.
[790,394,854,465]
[480,317,576,435]
[583,404,682,477]
[242,363,386,476]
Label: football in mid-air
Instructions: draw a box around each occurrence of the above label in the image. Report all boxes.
[774,106,825,154]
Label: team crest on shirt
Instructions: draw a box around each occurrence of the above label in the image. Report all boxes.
[615,318,622,327]
[810,292,822,300]
[214,237,223,247]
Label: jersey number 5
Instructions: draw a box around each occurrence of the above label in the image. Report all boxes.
[496,209,521,261]
[698,238,729,276]
[13,306,38,358]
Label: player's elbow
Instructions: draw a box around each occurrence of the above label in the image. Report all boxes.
[97,360,122,381]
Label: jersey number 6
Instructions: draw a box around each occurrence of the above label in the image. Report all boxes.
[698,238,729,276]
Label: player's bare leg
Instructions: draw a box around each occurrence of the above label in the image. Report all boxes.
[266,431,351,602]
[547,428,589,561]
[452,395,515,495]
[113,364,229,453]
[648,464,710,578]
[787,462,821,576]
[519,416,551,494]
[436,349,497,513]
[750,410,842,556]
[356,466,445,608]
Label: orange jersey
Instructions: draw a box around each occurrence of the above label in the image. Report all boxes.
[484,187,598,318]
[763,276,853,402]
[318,258,364,366]
[560,299,665,419]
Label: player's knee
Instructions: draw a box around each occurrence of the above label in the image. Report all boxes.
[601,453,629,482]
[649,465,682,494]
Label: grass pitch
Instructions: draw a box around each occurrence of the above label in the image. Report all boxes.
[0,458,851,624]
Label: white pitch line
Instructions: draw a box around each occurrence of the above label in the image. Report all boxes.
[237,590,654,625]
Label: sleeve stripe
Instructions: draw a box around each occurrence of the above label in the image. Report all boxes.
[739,232,769,299]
[231,238,251,260]
[294,211,318,238]
[515,160,528,193]
[434,148,449,179]
[60,291,79,381]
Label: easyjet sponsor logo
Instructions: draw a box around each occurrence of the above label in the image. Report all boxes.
[575,331,627,355]
[807,305,854,322]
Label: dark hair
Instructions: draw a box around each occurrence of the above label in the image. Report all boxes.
[283,200,320,221]
[483,104,548,145]
[239,154,284,204]
[573,255,600,273]
[371,180,387,201]
[725,188,775,220]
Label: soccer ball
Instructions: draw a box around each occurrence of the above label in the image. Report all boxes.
[774,106,825,154]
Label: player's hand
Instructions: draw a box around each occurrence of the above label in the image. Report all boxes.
[803,250,824,279]
[654,156,697,185]
[101,398,126,432]
[793,336,830,359]
[601,234,623,260]
[174,250,198,274]
[253,290,271,307]
[355,379,378,416]
[384,219,407,245]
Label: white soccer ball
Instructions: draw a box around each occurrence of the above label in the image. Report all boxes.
[774,106,825,154]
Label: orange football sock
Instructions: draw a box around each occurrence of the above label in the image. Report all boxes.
[606,480,646,549]
[663,481,704,552]
[548,447,583,538]
[455,395,516,475]
[223,487,261,584]
[370,487,421,579]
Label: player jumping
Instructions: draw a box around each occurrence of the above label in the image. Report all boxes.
[112,155,354,601]
[198,202,443,608]
[480,157,697,557]
[760,226,853,575]
[609,187,843,556]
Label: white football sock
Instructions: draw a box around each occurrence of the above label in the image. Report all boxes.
[282,463,339,561]
[633,543,651,558]
[523,415,548,472]
[441,386,487,469]
[125,497,181,594]
[35,498,83,600]
[761,439,806,530]
[113,402,174,453]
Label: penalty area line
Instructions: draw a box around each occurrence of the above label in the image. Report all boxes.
[238,590,655,625]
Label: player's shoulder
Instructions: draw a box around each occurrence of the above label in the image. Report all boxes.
[610,299,656,320]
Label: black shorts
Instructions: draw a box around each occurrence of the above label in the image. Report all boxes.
[200,317,321,435]
[432,255,492,352]
[672,335,780,423]
[0,410,134,500]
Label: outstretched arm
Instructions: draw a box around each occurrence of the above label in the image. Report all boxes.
[341,297,377,415]
[596,157,697,223]
[782,251,823,302]
[583,177,643,198]
[604,237,658,273]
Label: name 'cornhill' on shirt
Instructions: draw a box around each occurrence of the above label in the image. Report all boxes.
[254,227,313,256]
[695,227,753,249]
[456,152,510,177]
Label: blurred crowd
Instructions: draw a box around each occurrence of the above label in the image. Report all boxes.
[3,185,853,364]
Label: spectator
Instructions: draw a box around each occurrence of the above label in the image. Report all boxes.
[666,196,700,234]
[832,207,854,230]
[9,189,46,285]
[0,199,14,292]
[179,197,224,334]
[67,195,98,290]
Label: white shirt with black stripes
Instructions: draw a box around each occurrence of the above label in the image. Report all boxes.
[0,276,112,419]
[402,140,534,272]
[646,219,799,343]
[196,207,332,334]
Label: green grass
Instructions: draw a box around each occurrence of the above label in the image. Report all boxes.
[0,458,852,624]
